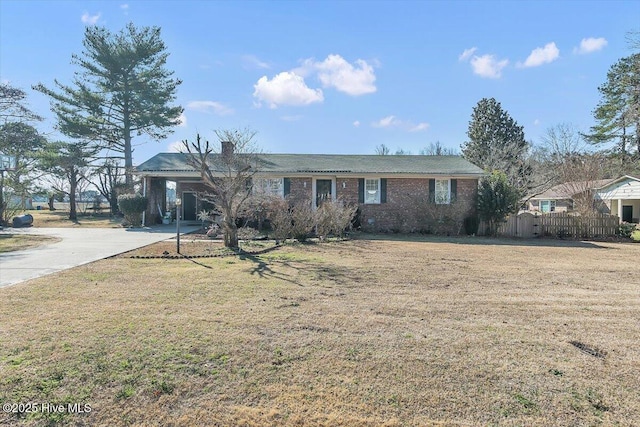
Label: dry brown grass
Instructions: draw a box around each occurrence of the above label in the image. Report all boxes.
[26,210,122,228]
[1,235,639,426]
[0,234,60,253]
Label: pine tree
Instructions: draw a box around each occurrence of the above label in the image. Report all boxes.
[35,23,183,188]
[461,97,532,195]
[586,53,640,160]
[39,141,97,221]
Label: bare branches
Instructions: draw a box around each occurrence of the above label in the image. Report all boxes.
[181,129,261,248]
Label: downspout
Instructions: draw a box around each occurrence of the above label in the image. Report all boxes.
[142,176,147,226]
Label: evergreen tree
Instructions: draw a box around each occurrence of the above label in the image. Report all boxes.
[586,53,640,160]
[0,122,46,224]
[461,98,532,195]
[39,141,97,221]
[34,23,183,188]
[0,83,42,123]
[477,170,521,236]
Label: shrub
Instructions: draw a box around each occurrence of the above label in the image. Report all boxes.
[267,198,293,242]
[241,193,281,231]
[631,229,640,242]
[316,200,358,239]
[290,199,316,242]
[237,226,260,240]
[403,194,473,235]
[117,193,148,227]
[464,216,479,235]
[477,171,521,236]
[618,222,636,238]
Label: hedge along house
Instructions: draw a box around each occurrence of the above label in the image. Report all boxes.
[135,151,484,233]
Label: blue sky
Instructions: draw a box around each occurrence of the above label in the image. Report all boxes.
[1,0,638,165]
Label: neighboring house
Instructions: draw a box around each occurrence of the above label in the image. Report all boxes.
[595,175,640,223]
[135,152,484,232]
[526,179,615,213]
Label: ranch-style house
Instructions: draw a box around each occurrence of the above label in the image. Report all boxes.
[135,149,484,233]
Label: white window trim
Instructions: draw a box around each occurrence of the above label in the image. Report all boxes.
[254,177,285,198]
[364,178,381,204]
[312,177,336,209]
[434,179,451,205]
[540,199,556,213]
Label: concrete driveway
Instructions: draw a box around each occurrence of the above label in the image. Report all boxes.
[0,225,199,288]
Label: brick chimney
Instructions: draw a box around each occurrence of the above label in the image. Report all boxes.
[221,141,234,160]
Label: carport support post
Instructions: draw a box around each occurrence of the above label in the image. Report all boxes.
[176,197,181,254]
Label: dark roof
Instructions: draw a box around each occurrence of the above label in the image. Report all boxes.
[135,153,484,176]
[529,179,616,200]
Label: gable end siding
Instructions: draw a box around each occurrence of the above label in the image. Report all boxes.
[597,179,640,200]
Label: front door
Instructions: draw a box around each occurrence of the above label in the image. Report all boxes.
[182,192,197,221]
[622,205,633,223]
[316,179,332,207]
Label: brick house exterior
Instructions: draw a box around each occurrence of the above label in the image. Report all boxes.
[135,153,484,234]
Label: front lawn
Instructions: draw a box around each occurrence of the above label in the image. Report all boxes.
[0,234,59,253]
[24,210,122,228]
[1,236,639,426]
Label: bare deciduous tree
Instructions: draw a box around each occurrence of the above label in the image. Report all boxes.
[182,129,261,249]
[420,141,458,156]
[374,144,390,155]
[539,123,605,216]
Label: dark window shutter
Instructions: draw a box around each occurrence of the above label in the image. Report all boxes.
[358,178,364,203]
[380,178,387,203]
[429,179,435,203]
[450,179,457,202]
[283,178,290,197]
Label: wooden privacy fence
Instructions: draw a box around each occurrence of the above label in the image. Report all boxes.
[479,212,619,238]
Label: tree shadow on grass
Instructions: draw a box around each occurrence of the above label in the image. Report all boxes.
[239,248,358,288]
[239,252,303,286]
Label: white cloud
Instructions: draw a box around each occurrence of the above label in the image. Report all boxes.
[253,54,376,107]
[253,72,323,108]
[81,12,101,25]
[353,120,360,127]
[534,119,540,126]
[373,115,401,128]
[520,42,560,68]
[573,37,607,54]
[410,122,430,132]
[372,115,429,132]
[311,54,376,96]
[458,47,477,62]
[167,141,184,153]
[120,4,129,9]
[177,112,187,127]
[186,100,234,115]
[470,54,509,78]
[242,55,270,70]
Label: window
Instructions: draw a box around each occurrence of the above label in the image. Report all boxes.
[540,200,556,213]
[365,178,380,204]
[434,179,450,204]
[255,178,284,197]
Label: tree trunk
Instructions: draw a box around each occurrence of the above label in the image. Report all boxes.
[223,216,238,249]
[224,224,238,248]
[110,193,119,216]
[69,175,78,221]
[0,171,4,226]
[48,195,56,210]
[123,87,134,189]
